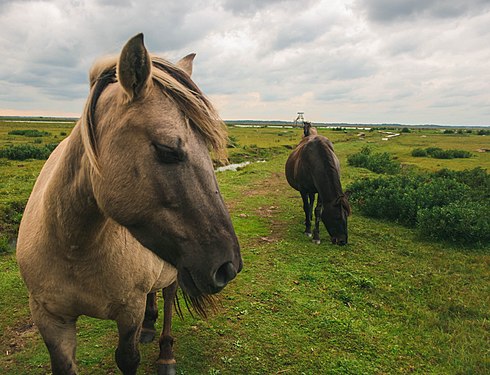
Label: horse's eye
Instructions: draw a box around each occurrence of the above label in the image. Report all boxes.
[153,143,186,163]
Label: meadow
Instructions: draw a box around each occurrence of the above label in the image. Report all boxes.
[0,119,489,374]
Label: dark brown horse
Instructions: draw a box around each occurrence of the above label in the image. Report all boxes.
[16,34,241,375]
[285,125,350,245]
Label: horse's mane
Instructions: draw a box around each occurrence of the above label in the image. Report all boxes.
[81,55,228,174]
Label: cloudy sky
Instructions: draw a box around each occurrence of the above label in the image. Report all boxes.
[1,0,489,125]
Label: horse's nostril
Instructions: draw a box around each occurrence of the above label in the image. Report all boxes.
[214,262,237,288]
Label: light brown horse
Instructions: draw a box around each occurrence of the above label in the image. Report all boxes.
[16,33,242,375]
[285,124,350,245]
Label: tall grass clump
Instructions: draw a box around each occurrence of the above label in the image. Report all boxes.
[411,147,472,159]
[418,201,490,245]
[8,129,51,137]
[0,143,58,160]
[347,146,400,174]
[348,168,489,246]
[0,200,25,253]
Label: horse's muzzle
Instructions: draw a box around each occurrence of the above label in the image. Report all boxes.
[331,237,347,246]
[213,261,238,289]
[179,258,242,297]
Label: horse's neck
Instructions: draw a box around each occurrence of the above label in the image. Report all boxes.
[42,125,106,246]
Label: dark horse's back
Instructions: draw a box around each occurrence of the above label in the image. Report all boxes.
[285,134,341,195]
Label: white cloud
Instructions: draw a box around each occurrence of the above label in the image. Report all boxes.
[0,0,489,125]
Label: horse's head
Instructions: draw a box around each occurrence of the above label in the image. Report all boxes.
[303,122,311,137]
[322,194,351,246]
[85,34,241,297]
[302,122,317,137]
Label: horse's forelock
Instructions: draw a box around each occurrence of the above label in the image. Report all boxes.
[81,55,228,173]
[151,57,228,162]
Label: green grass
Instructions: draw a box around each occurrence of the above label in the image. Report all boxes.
[1,122,489,374]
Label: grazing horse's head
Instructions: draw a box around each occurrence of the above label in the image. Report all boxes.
[323,194,350,246]
[82,34,241,297]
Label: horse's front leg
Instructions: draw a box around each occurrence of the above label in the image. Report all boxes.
[141,292,158,343]
[313,197,323,245]
[300,191,313,237]
[30,296,78,375]
[157,281,178,375]
[115,307,145,375]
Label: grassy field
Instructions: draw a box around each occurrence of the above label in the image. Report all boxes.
[0,120,489,374]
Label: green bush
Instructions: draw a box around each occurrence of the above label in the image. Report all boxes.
[347,147,401,174]
[426,147,443,156]
[348,168,489,246]
[349,175,471,226]
[0,143,58,160]
[433,167,490,193]
[0,234,11,254]
[431,149,471,159]
[411,148,427,157]
[8,129,50,137]
[0,200,26,250]
[418,201,490,245]
[411,147,472,159]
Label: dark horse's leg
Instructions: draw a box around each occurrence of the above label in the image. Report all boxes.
[140,282,178,375]
[313,197,323,244]
[141,292,158,343]
[157,281,178,375]
[300,191,315,237]
[30,297,78,375]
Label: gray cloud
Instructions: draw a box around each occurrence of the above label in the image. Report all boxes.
[0,0,489,125]
[356,0,490,23]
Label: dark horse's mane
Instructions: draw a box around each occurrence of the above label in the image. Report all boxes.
[82,57,223,319]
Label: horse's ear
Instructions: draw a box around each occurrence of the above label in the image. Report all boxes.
[176,53,196,76]
[118,33,152,100]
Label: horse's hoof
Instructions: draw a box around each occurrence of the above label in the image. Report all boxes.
[157,363,176,375]
[312,239,321,245]
[140,329,155,344]
[305,232,312,238]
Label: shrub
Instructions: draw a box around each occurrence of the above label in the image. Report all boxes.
[418,201,490,245]
[348,175,421,225]
[348,168,488,245]
[0,234,11,254]
[425,147,443,156]
[411,147,472,159]
[449,149,472,158]
[0,143,58,160]
[433,167,490,193]
[8,129,50,137]
[0,200,26,250]
[411,148,427,157]
[347,147,400,174]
